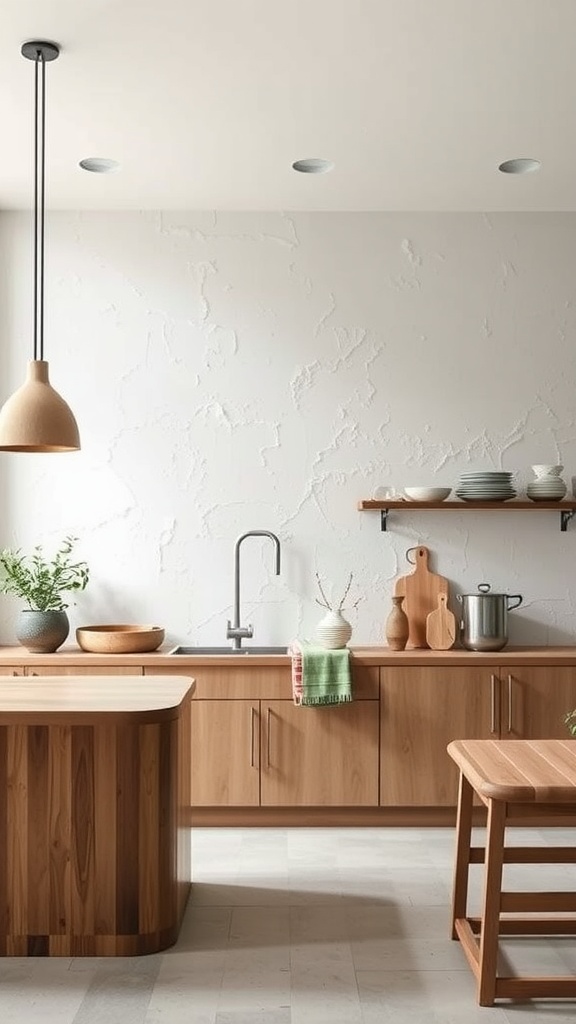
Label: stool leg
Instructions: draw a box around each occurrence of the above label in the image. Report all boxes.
[451,771,474,938]
[478,798,506,1007]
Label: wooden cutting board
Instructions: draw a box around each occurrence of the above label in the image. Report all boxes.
[393,546,449,648]
[426,593,457,650]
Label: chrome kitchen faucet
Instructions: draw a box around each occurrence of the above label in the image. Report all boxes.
[226,530,281,650]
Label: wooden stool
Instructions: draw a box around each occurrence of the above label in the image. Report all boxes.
[447,739,576,1006]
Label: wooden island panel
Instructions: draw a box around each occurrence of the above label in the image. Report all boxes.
[0,675,193,956]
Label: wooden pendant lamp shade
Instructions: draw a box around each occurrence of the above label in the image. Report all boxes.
[0,40,80,453]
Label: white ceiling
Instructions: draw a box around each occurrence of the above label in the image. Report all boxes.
[1,0,576,211]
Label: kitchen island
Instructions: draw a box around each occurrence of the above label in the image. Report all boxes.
[0,675,194,956]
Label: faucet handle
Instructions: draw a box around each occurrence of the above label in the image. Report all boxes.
[226,621,253,640]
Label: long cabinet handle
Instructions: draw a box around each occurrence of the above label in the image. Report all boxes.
[490,674,497,734]
[250,706,256,767]
[266,707,271,768]
[507,674,513,733]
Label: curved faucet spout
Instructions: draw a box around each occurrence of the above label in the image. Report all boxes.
[226,530,281,650]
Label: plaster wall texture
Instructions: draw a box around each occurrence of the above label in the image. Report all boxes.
[0,211,575,648]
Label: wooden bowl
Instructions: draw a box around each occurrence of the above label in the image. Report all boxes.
[75,624,165,654]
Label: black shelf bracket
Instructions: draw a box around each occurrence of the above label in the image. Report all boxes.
[561,509,575,532]
[380,508,389,532]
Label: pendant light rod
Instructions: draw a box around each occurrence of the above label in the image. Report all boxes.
[37,52,43,358]
[23,41,59,360]
[34,52,40,359]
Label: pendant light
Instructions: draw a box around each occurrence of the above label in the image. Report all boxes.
[0,40,80,452]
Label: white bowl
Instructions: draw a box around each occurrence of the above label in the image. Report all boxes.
[403,487,451,502]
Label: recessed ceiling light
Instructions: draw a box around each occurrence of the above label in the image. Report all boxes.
[292,158,334,174]
[79,157,120,174]
[498,157,541,175]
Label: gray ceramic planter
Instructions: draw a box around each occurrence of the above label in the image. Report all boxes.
[16,609,70,653]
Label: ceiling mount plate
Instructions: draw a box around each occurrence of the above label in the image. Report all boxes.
[21,40,60,62]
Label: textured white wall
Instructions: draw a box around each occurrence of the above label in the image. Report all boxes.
[0,211,575,648]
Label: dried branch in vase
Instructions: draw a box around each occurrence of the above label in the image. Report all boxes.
[314,571,362,612]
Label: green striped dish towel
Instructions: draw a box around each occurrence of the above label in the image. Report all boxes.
[290,642,352,706]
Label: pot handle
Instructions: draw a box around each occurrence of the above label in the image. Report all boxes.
[506,594,523,610]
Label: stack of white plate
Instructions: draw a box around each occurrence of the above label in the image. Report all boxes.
[526,478,567,501]
[455,471,516,502]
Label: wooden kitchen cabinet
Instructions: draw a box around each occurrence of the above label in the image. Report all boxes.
[379,664,576,808]
[149,663,380,808]
[191,699,260,806]
[380,666,497,806]
[501,666,576,739]
[260,699,379,806]
[190,695,379,808]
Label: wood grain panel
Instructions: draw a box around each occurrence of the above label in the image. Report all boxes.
[0,679,193,956]
[177,704,192,921]
[191,700,260,806]
[158,719,176,935]
[27,725,49,935]
[26,666,141,677]
[93,724,117,936]
[380,667,495,806]
[261,700,380,806]
[116,724,140,936]
[7,726,28,937]
[146,664,379,700]
[139,723,160,934]
[71,726,95,937]
[49,726,71,936]
[0,726,7,954]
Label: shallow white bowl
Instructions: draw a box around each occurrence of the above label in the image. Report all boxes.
[403,487,451,502]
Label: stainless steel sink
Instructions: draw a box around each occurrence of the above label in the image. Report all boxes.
[169,645,289,656]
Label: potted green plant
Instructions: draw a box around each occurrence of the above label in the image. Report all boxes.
[0,535,89,653]
[564,709,576,737]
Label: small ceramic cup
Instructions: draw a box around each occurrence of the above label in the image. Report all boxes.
[373,485,397,500]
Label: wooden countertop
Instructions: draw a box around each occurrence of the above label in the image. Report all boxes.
[0,674,195,723]
[1,644,576,667]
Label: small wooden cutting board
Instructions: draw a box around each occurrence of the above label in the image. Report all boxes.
[426,593,457,650]
[393,546,449,648]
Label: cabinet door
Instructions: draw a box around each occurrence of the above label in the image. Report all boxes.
[260,699,379,806]
[191,699,260,806]
[380,667,497,806]
[502,666,576,739]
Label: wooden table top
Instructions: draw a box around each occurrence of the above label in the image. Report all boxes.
[0,675,195,723]
[447,739,576,803]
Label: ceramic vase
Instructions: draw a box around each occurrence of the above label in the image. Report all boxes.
[16,609,70,653]
[385,595,410,651]
[527,464,567,502]
[314,610,352,649]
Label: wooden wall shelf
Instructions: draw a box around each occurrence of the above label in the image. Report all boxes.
[358,499,576,532]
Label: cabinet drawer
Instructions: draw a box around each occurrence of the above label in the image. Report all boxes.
[146,664,379,700]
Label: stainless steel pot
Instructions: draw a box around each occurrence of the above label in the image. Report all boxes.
[457,583,522,652]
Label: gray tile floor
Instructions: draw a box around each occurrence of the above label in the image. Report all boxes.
[0,826,575,1022]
